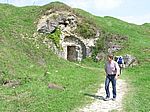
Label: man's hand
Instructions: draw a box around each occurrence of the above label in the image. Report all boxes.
[115,74,119,80]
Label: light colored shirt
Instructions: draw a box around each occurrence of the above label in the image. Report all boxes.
[105,60,120,75]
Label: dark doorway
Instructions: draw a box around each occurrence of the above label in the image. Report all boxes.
[67,46,77,61]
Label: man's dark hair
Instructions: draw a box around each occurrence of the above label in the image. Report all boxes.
[107,54,114,59]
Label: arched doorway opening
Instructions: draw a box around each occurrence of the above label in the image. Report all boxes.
[67,46,78,61]
[63,36,86,61]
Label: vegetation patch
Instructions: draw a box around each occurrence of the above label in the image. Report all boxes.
[42,1,74,15]
[47,28,61,48]
[75,21,97,38]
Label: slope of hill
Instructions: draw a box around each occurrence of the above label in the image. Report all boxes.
[0,2,150,112]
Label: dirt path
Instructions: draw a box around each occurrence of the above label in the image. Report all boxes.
[78,79,128,112]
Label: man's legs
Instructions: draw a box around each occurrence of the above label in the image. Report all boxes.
[111,75,116,98]
[105,76,111,98]
[119,64,122,74]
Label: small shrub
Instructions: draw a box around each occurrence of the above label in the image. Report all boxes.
[92,32,109,61]
[75,22,96,38]
[47,28,61,49]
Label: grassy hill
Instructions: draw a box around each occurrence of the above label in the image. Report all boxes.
[0,2,150,112]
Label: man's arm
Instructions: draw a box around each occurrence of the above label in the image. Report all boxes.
[104,63,107,75]
[115,62,120,79]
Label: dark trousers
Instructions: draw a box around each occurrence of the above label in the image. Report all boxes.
[105,74,116,98]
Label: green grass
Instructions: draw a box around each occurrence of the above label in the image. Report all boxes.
[0,61,103,112]
[0,2,150,112]
[122,64,150,112]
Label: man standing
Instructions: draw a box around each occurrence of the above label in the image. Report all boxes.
[104,54,120,101]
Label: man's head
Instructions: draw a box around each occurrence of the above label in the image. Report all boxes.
[107,54,114,62]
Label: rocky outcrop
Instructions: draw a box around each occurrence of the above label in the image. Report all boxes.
[37,10,78,34]
[48,83,65,90]
[95,52,105,61]
[3,80,20,88]
[107,34,128,53]
[123,54,138,67]
[108,43,122,53]
[37,10,99,61]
